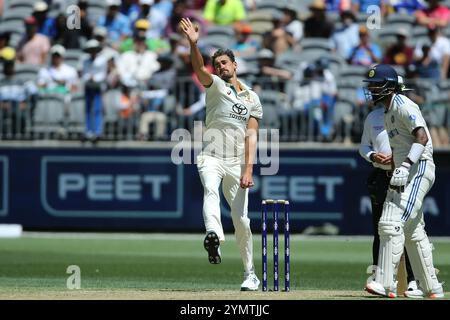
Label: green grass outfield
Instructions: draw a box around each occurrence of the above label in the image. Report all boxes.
[0,233,449,300]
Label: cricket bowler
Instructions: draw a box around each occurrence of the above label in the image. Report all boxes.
[180,17,263,291]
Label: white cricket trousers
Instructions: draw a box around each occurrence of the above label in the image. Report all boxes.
[197,154,255,275]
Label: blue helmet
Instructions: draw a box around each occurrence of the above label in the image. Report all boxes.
[363,64,398,103]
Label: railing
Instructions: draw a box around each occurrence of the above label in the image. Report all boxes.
[0,76,449,143]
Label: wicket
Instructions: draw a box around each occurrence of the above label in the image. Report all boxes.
[262,199,290,292]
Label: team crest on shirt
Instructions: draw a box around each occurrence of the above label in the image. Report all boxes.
[409,115,416,121]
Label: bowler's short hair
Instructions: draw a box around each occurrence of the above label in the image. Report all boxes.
[211,49,235,66]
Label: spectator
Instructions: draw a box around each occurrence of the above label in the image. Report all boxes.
[106,54,120,90]
[326,0,352,12]
[231,22,259,58]
[252,49,292,93]
[97,0,132,47]
[262,11,291,55]
[0,30,11,51]
[256,49,292,81]
[304,0,334,38]
[281,4,304,47]
[167,0,207,36]
[80,39,108,142]
[92,26,120,63]
[414,44,441,80]
[289,57,337,140]
[191,0,208,9]
[383,28,414,67]
[32,1,57,39]
[351,0,387,15]
[53,12,88,49]
[171,32,193,76]
[77,0,94,37]
[138,54,176,140]
[154,0,174,19]
[414,27,450,79]
[130,0,168,39]
[16,16,51,66]
[120,0,140,18]
[315,57,337,139]
[90,27,121,93]
[404,65,449,146]
[176,52,213,129]
[285,62,324,140]
[403,65,427,105]
[117,30,161,88]
[348,25,382,66]
[37,45,79,94]
[203,0,247,25]
[168,33,189,72]
[0,49,36,137]
[118,83,139,121]
[332,10,360,59]
[120,19,170,54]
[415,0,450,29]
[386,0,425,14]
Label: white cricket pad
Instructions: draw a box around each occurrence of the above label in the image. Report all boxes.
[376,217,404,289]
[404,224,440,293]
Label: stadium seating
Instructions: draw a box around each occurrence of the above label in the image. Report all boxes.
[14,64,40,83]
[0,0,448,144]
[67,92,86,138]
[247,10,274,23]
[32,93,66,138]
[385,13,416,28]
[0,8,33,22]
[7,0,35,11]
[300,37,333,52]
[248,21,273,35]
[64,49,84,69]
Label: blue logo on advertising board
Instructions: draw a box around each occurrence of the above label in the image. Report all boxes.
[41,156,183,218]
[221,157,356,221]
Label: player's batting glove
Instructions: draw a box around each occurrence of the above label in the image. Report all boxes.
[389,162,411,192]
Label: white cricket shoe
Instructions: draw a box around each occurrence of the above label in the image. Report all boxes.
[365,280,397,298]
[404,282,444,299]
[428,283,445,299]
[403,281,424,299]
[240,273,260,291]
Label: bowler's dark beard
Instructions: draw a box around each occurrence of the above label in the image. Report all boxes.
[220,73,232,82]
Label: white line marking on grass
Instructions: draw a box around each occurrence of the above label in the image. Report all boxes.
[21,232,450,243]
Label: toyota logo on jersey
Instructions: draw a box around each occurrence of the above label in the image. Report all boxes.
[232,103,248,115]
